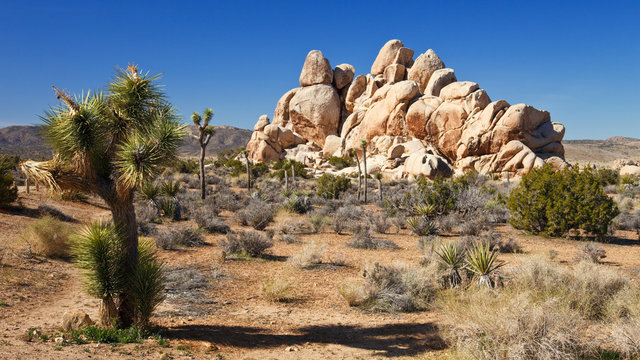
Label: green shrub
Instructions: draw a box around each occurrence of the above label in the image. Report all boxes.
[272,159,309,179]
[327,155,354,170]
[0,156,18,206]
[317,173,351,199]
[507,165,619,238]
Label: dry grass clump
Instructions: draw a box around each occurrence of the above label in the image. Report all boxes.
[347,223,398,250]
[261,270,295,302]
[221,230,273,258]
[21,215,74,258]
[575,242,606,263]
[437,257,640,358]
[289,241,326,269]
[339,262,435,312]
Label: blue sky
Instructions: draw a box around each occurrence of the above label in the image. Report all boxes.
[0,0,638,139]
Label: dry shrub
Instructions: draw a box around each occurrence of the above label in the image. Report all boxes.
[339,262,434,312]
[154,226,205,250]
[261,271,295,302]
[365,212,391,234]
[289,241,326,269]
[275,215,312,235]
[438,258,640,358]
[347,223,398,250]
[235,200,275,230]
[192,208,230,234]
[575,242,606,263]
[221,230,273,257]
[439,289,585,359]
[21,215,73,258]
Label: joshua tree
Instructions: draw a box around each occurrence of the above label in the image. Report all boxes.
[350,149,362,201]
[190,108,215,199]
[243,149,252,192]
[361,140,368,203]
[21,66,184,326]
[374,172,383,201]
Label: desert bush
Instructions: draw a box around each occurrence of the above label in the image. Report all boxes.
[316,173,351,199]
[507,164,619,238]
[275,218,312,235]
[160,180,181,198]
[332,205,363,234]
[458,217,485,236]
[347,223,398,250]
[235,200,275,230]
[154,226,205,250]
[308,212,330,233]
[390,216,406,233]
[289,241,326,269]
[612,211,640,232]
[417,235,439,251]
[192,209,230,234]
[617,197,635,213]
[436,213,458,233]
[213,185,246,212]
[339,262,435,312]
[21,215,73,258]
[221,230,273,257]
[365,212,391,234]
[0,156,18,206]
[575,242,606,263]
[327,155,354,170]
[271,159,309,180]
[282,195,312,214]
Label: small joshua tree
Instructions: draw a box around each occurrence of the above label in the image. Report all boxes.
[242,149,252,192]
[361,140,368,203]
[190,108,215,199]
[22,65,184,326]
[374,172,383,201]
[350,149,362,201]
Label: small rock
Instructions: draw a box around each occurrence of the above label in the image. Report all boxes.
[285,346,299,352]
[62,312,94,332]
[54,337,64,344]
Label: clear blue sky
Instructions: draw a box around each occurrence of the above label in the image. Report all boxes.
[1,0,638,139]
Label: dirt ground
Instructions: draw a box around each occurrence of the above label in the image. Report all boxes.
[1,187,639,359]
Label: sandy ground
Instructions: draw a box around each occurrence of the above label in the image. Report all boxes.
[1,187,639,359]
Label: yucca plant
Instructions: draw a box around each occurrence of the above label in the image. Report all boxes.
[406,216,438,236]
[138,182,160,210]
[190,108,215,200]
[466,242,505,288]
[436,242,464,288]
[160,180,181,198]
[21,65,184,326]
[71,223,125,327]
[130,239,165,327]
[414,203,436,217]
[158,197,179,220]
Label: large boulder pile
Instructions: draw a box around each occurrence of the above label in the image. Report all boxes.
[248,40,567,178]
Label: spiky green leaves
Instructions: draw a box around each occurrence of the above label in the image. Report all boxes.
[71,223,125,301]
[437,242,464,270]
[108,67,163,132]
[466,242,505,288]
[130,240,165,326]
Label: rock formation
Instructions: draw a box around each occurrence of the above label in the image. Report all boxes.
[248,40,567,178]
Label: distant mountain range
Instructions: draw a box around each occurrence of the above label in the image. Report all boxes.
[0,124,638,165]
[0,124,252,159]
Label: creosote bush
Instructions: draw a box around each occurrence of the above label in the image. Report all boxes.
[221,230,273,257]
[316,173,351,199]
[507,164,619,238]
[21,215,73,258]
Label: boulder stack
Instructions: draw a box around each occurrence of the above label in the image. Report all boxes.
[248,40,567,178]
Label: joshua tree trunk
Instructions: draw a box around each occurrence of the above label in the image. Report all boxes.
[25,177,29,194]
[245,152,252,192]
[362,144,368,204]
[106,191,138,327]
[291,165,295,188]
[354,155,362,201]
[199,145,206,199]
[378,179,382,201]
[284,168,289,191]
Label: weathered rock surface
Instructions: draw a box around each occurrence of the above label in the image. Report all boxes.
[247,39,567,178]
[299,50,333,87]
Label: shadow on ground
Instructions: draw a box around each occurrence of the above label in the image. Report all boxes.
[167,322,445,357]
